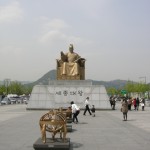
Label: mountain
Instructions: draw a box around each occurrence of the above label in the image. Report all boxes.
[24,69,56,87]
[89,79,128,89]
[24,69,128,89]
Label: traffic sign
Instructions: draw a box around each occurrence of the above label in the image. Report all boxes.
[121,90,127,94]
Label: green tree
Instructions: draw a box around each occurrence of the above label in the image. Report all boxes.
[124,81,134,93]
[0,82,33,96]
[124,81,149,97]
[9,82,24,95]
[107,87,118,96]
[0,85,6,95]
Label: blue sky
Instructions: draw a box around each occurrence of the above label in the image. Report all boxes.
[0,0,150,83]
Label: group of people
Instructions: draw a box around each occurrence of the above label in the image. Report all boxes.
[131,97,145,111]
[70,95,146,123]
[120,96,146,121]
[121,96,145,111]
[70,97,96,124]
[109,96,146,121]
[110,96,146,111]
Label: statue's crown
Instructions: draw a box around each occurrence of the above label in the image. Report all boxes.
[69,44,74,50]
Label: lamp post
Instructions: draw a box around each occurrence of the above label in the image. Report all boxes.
[4,79,11,95]
[139,76,148,98]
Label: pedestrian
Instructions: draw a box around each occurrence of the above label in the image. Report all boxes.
[70,101,80,123]
[127,97,132,111]
[83,97,92,115]
[140,98,145,111]
[121,98,128,121]
[91,105,96,117]
[132,98,137,110]
[109,96,113,108]
[136,97,140,111]
[112,97,116,110]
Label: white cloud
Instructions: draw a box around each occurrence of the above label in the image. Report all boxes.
[0,1,23,23]
[39,30,66,43]
[0,45,24,57]
[42,18,70,31]
[38,18,93,47]
[39,29,93,48]
[73,0,109,19]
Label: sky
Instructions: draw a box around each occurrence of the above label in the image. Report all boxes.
[0,0,150,83]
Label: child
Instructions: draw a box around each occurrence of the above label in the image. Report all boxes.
[91,105,96,117]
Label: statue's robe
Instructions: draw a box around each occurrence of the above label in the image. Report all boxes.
[61,52,81,76]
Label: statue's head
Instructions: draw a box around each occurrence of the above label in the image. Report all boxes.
[69,44,74,53]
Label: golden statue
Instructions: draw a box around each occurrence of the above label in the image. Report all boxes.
[56,44,85,80]
[39,109,67,143]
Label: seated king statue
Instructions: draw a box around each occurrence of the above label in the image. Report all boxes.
[56,44,85,80]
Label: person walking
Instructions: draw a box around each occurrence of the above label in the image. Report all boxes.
[136,97,140,111]
[121,98,128,121]
[140,98,145,111]
[132,98,137,110]
[109,96,113,108]
[83,97,92,115]
[112,97,116,110]
[70,101,80,123]
[127,97,132,111]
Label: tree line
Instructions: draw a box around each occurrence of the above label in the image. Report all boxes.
[0,81,32,96]
[0,80,150,98]
[107,81,150,98]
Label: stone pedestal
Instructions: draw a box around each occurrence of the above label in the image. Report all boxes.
[67,118,72,123]
[27,80,111,110]
[66,124,72,132]
[33,138,70,150]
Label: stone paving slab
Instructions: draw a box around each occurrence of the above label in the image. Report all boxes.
[0,103,150,150]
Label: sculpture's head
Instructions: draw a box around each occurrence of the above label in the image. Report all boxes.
[69,44,74,53]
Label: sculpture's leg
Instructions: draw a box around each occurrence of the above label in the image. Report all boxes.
[52,133,54,141]
[63,125,67,142]
[41,124,46,143]
[52,127,57,142]
[71,63,79,75]
[60,130,62,139]
[52,128,55,141]
[62,62,67,75]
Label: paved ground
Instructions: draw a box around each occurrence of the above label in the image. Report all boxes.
[0,103,150,150]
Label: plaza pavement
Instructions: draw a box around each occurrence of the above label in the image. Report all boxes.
[0,103,150,150]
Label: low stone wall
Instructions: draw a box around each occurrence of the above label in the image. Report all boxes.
[27,80,111,110]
